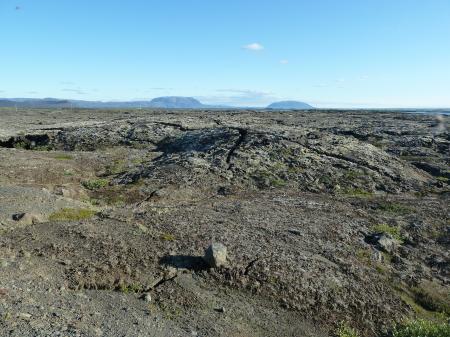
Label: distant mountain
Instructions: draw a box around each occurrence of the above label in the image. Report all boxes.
[267,101,313,110]
[148,96,204,108]
[0,98,71,108]
[0,97,316,110]
[0,96,207,109]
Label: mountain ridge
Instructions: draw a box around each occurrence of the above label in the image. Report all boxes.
[0,96,314,110]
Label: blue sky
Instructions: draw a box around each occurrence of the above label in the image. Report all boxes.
[1,0,449,108]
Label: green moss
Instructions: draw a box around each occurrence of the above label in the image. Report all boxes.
[13,140,28,149]
[394,284,449,323]
[82,178,109,190]
[252,170,287,188]
[49,208,96,221]
[392,320,450,337]
[377,202,412,214]
[356,248,371,263]
[436,176,449,183]
[336,322,360,337]
[34,145,52,151]
[344,170,363,180]
[117,282,143,293]
[54,153,73,160]
[411,283,450,315]
[160,233,176,241]
[372,223,404,241]
[399,155,433,162]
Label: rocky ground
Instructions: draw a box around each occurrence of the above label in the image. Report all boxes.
[0,108,448,337]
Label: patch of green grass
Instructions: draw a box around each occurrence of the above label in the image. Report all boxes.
[117,282,143,293]
[13,140,28,149]
[49,208,96,221]
[82,178,109,190]
[344,170,363,180]
[336,322,360,337]
[392,320,450,337]
[372,223,403,241]
[411,283,450,315]
[342,188,373,197]
[252,170,287,188]
[355,248,372,262]
[436,176,449,183]
[399,155,433,162]
[54,153,73,160]
[160,233,176,241]
[34,145,52,151]
[377,202,412,214]
[63,170,74,176]
[393,283,449,323]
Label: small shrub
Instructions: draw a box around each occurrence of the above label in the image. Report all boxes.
[336,322,360,337]
[392,320,450,337]
[13,140,28,149]
[49,208,96,221]
[117,283,143,293]
[82,179,109,190]
[372,223,403,241]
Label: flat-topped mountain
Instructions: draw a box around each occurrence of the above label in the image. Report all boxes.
[148,96,204,108]
[267,101,313,109]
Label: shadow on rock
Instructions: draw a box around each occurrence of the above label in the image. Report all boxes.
[159,255,208,271]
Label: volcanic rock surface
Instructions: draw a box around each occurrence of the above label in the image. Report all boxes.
[0,108,448,336]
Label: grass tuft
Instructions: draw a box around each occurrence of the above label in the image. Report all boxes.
[372,223,403,241]
[392,320,450,337]
[336,322,360,337]
[54,153,73,160]
[82,178,109,190]
[49,208,96,221]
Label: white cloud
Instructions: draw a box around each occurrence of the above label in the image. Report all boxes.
[280,59,289,64]
[243,43,264,51]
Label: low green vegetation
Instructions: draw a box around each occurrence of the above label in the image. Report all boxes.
[372,223,404,241]
[377,202,411,214]
[117,282,143,293]
[13,140,28,149]
[411,283,450,316]
[49,208,96,221]
[54,153,73,160]
[392,320,450,337]
[82,178,109,190]
[336,322,360,337]
[252,170,287,188]
[160,233,176,241]
[34,145,52,151]
[342,188,373,197]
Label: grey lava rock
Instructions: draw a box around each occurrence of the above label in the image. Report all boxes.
[12,212,45,225]
[365,233,399,254]
[204,243,228,268]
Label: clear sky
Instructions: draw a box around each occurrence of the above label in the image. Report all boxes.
[1,0,449,108]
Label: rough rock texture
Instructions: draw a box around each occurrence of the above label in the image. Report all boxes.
[204,243,228,268]
[0,108,448,337]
